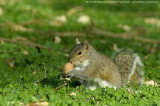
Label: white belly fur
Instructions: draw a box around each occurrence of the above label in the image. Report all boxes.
[74,60,90,71]
[86,78,117,90]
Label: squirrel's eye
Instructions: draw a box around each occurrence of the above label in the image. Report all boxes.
[77,51,82,55]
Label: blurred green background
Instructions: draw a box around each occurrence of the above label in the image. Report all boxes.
[0,0,160,105]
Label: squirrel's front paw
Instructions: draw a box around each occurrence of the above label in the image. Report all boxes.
[66,71,75,77]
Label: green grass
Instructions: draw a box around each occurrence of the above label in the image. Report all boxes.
[0,0,160,105]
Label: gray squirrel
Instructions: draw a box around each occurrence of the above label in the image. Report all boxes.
[66,39,144,90]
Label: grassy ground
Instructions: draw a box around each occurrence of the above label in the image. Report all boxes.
[0,0,160,105]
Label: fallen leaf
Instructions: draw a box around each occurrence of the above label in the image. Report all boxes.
[77,15,90,24]
[144,18,160,27]
[144,44,157,59]
[64,53,69,57]
[12,36,29,42]
[3,22,33,32]
[0,0,7,5]
[126,88,141,94]
[67,7,83,16]
[0,22,33,32]
[118,24,131,31]
[26,101,49,106]
[96,101,100,106]
[145,80,160,86]
[22,50,29,55]
[54,36,61,44]
[55,15,67,23]
[19,102,24,106]
[149,44,157,54]
[0,40,4,44]
[9,63,15,68]
[0,50,14,54]
[34,80,40,84]
[12,24,33,32]
[0,7,3,16]
[150,47,157,54]
[69,92,76,96]
[113,43,118,51]
[32,71,37,75]
[99,40,106,44]
[49,15,67,27]
[144,54,150,59]
[4,58,15,68]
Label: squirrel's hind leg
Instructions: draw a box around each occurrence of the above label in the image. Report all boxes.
[78,80,97,91]
[84,80,97,91]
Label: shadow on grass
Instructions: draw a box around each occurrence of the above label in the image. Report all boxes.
[40,77,81,89]
[40,78,61,88]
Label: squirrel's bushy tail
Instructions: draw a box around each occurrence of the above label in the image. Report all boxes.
[112,49,144,86]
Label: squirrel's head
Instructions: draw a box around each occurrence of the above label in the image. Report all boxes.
[69,39,92,66]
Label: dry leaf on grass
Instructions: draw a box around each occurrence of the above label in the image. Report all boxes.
[55,15,67,23]
[49,15,67,27]
[99,39,106,44]
[4,58,15,68]
[32,71,37,75]
[67,7,83,16]
[12,36,29,43]
[12,24,33,32]
[1,22,33,32]
[69,92,76,96]
[77,15,90,24]
[0,37,51,49]
[26,101,49,106]
[145,80,160,87]
[118,24,131,31]
[9,63,15,68]
[22,50,29,55]
[0,7,3,15]
[0,0,8,5]
[144,44,157,59]
[113,43,118,51]
[0,39,4,44]
[149,44,157,54]
[54,36,61,44]
[144,18,160,27]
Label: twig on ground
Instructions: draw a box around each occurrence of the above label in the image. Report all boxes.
[92,27,144,38]
[134,37,160,44]
[38,31,86,37]
[54,82,67,91]
[19,19,42,26]
[0,19,42,27]
[0,50,14,54]
[39,26,160,44]
[0,38,52,49]
[92,27,160,44]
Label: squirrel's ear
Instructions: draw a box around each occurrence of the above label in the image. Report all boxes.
[82,40,89,50]
[76,38,81,44]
